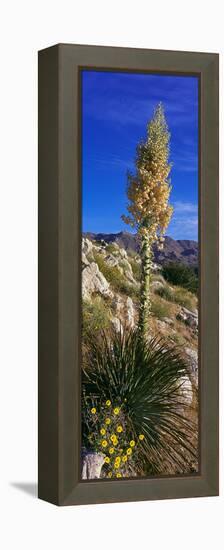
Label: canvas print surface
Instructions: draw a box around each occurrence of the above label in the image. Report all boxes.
[81,70,199,480]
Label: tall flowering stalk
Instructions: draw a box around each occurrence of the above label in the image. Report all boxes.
[122,103,173,340]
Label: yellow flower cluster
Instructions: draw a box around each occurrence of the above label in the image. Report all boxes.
[88,401,146,480]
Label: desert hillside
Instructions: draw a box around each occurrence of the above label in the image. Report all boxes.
[83,231,198,267]
[82,236,198,390]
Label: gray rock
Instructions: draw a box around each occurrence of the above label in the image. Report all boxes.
[104,254,119,267]
[185,347,198,376]
[82,262,113,300]
[82,452,105,479]
[119,247,128,259]
[161,317,174,326]
[179,375,193,405]
[156,320,167,331]
[82,252,89,267]
[111,317,123,335]
[111,296,135,332]
[121,258,136,283]
[125,297,135,329]
[176,307,198,330]
[82,237,93,256]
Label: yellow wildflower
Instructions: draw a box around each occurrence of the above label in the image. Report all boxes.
[116,425,123,433]
[114,462,120,469]
[110,434,117,443]
[122,455,127,462]
[91,407,96,414]
[116,473,122,478]
[107,472,112,478]
[130,440,135,447]
[100,428,106,436]
[109,447,114,454]
[104,456,110,464]
[101,440,108,448]
[106,400,111,407]
[139,434,145,441]
[105,418,111,425]
[127,448,132,455]
[113,407,120,415]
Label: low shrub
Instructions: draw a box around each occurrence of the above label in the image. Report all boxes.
[154,285,174,302]
[82,296,111,339]
[172,287,196,310]
[162,263,198,294]
[105,243,118,254]
[155,284,196,311]
[151,297,171,319]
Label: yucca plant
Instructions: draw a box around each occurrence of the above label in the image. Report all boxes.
[82,329,198,477]
[122,104,173,341]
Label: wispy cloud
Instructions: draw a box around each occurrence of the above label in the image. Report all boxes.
[83,153,134,172]
[167,201,198,240]
[173,201,198,214]
[172,151,198,173]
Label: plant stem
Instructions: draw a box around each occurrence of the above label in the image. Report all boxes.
[138,232,152,341]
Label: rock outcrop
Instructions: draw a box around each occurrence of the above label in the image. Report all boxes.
[82,262,113,300]
[176,307,198,331]
[82,452,105,479]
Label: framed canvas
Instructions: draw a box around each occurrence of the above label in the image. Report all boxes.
[38,44,219,506]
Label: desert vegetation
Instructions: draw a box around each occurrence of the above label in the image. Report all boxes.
[81,103,198,480]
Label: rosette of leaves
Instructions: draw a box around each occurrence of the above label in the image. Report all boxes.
[82,330,198,476]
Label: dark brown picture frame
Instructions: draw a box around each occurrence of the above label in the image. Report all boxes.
[38,43,219,506]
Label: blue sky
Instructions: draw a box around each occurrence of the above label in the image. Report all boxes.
[82,70,198,241]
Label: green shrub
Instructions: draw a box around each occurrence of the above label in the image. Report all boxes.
[170,332,187,346]
[151,297,171,319]
[82,330,197,476]
[162,263,198,294]
[105,243,118,254]
[82,297,111,339]
[172,287,196,310]
[154,284,196,312]
[119,281,139,299]
[154,285,174,302]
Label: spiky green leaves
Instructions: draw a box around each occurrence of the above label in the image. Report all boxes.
[82,330,198,476]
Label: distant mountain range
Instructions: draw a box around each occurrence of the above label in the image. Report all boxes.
[83,231,198,266]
